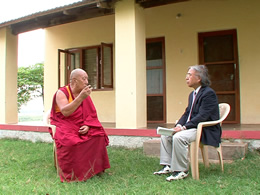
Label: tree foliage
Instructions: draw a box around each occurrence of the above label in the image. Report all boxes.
[17,63,44,112]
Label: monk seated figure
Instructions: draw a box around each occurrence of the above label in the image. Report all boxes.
[49,68,110,182]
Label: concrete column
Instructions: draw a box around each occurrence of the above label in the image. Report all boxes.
[115,0,146,128]
[0,27,18,123]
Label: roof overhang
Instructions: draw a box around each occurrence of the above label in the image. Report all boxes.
[0,0,114,35]
[136,0,189,8]
[0,0,189,35]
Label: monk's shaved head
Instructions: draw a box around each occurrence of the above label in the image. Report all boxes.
[70,68,85,81]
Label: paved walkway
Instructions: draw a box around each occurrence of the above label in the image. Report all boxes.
[101,122,260,131]
[14,121,260,132]
[1,121,259,149]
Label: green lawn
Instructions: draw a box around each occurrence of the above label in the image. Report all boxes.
[18,115,43,122]
[0,139,259,194]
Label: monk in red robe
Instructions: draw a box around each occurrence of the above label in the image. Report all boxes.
[50,68,110,182]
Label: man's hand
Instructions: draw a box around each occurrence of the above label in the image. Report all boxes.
[78,85,92,100]
[78,125,90,134]
[173,125,184,135]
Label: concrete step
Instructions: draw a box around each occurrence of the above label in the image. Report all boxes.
[143,139,248,162]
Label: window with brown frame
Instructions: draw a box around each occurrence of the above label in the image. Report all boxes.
[62,43,113,90]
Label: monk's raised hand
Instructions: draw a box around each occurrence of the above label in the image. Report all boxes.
[79,85,92,99]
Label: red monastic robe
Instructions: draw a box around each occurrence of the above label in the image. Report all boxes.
[50,85,110,182]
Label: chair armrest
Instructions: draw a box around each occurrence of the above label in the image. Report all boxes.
[195,119,222,144]
[46,124,57,136]
[198,119,221,129]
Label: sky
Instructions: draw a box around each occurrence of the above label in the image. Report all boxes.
[0,0,82,67]
[0,0,81,23]
[18,29,45,67]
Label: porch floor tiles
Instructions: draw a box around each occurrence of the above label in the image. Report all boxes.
[0,123,260,140]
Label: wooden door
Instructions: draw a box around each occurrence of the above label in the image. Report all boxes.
[198,29,240,123]
[146,37,166,123]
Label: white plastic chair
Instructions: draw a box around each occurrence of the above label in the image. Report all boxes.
[44,110,59,176]
[190,103,231,180]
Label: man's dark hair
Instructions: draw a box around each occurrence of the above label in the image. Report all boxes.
[189,65,211,87]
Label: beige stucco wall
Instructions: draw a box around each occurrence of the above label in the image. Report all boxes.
[145,0,260,124]
[44,15,116,122]
[44,0,260,124]
[0,27,18,123]
[115,0,146,128]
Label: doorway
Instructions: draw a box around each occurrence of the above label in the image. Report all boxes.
[198,29,240,123]
[146,37,166,123]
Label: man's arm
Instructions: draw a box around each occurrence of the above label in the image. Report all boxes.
[56,85,92,117]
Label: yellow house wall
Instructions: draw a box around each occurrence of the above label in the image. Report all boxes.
[115,0,146,128]
[0,27,18,123]
[44,0,260,124]
[44,15,115,122]
[145,0,260,124]
[0,28,7,122]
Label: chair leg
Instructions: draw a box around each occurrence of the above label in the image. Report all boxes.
[53,145,57,168]
[190,142,199,180]
[200,144,210,168]
[53,143,60,177]
[216,145,224,172]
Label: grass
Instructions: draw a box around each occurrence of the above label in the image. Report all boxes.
[18,115,43,122]
[0,139,259,195]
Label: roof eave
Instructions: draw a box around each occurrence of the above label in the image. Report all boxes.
[0,0,111,31]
